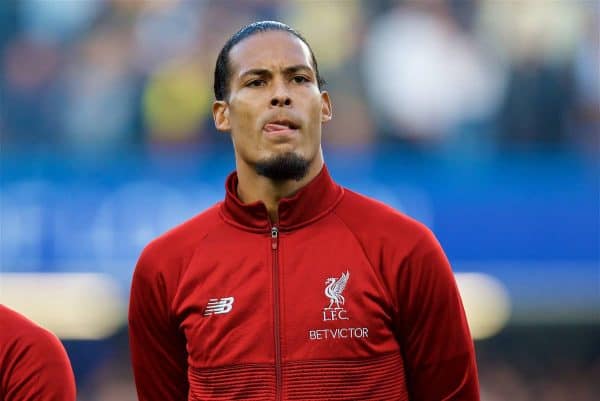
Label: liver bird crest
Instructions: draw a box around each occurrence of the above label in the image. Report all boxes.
[324,270,350,309]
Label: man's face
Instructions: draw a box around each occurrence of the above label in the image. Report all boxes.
[213,31,332,178]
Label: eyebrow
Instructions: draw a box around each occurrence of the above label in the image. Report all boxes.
[238,64,314,80]
[283,64,313,75]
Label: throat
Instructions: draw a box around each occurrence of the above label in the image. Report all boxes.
[233,151,324,224]
[237,178,301,224]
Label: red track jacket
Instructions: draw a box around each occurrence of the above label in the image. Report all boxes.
[129,166,479,401]
[0,305,76,401]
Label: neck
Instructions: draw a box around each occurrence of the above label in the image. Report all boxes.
[235,151,324,224]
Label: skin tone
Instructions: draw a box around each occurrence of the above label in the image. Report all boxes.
[213,30,333,223]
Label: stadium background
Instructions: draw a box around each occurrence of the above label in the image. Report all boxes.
[0,0,598,399]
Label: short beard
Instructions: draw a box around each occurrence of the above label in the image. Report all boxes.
[255,152,310,182]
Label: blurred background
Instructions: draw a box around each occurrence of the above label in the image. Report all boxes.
[0,0,598,400]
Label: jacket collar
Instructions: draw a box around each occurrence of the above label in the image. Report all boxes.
[220,165,344,232]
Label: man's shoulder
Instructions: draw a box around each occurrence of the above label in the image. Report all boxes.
[336,188,430,237]
[0,305,65,359]
[138,202,224,266]
[334,188,443,265]
[0,306,76,398]
[1,305,45,339]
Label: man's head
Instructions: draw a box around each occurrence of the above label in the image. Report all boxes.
[212,21,332,182]
[214,21,325,102]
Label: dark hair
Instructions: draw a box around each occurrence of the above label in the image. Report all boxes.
[213,20,325,101]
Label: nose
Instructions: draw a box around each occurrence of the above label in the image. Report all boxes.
[270,81,292,107]
[270,95,292,107]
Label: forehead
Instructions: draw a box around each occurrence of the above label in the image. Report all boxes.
[228,30,314,77]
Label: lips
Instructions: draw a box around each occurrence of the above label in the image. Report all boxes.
[263,119,300,133]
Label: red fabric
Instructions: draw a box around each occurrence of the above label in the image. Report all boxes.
[0,305,76,401]
[129,166,480,401]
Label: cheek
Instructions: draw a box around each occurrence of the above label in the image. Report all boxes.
[229,102,259,132]
[308,101,325,131]
[228,104,265,154]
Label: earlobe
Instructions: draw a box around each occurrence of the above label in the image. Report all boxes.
[212,101,231,132]
[320,91,333,123]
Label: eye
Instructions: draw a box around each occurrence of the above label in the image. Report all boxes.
[247,79,266,87]
[293,75,310,84]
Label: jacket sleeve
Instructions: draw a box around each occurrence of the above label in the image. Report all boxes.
[1,320,76,401]
[128,247,189,401]
[395,229,480,400]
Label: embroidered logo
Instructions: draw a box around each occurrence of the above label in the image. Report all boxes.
[322,270,350,321]
[309,270,368,340]
[203,297,235,316]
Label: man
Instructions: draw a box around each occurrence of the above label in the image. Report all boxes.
[129,21,479,400]
[0,305,77,401]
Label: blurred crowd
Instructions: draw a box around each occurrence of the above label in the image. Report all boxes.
[0,0,598,155]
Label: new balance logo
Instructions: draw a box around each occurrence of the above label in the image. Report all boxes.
[203,297,234,316]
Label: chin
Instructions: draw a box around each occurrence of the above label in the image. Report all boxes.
[255,151,311,182]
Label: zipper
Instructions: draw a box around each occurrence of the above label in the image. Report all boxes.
[271,226,282,401]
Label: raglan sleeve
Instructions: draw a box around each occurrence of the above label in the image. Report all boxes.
[395,228,480,400]
[2,326,77,401]
[128,246,189,401]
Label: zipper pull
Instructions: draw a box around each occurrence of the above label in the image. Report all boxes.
[271,226,279,250]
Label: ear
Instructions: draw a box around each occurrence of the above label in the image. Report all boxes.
[212,100,231,132]
[320,91,332,123]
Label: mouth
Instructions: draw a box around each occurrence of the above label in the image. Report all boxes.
[263,119,300,135]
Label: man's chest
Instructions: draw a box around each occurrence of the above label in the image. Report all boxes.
[175,228,401,365]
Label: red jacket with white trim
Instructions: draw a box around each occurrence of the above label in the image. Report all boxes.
[129,166,479,401]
